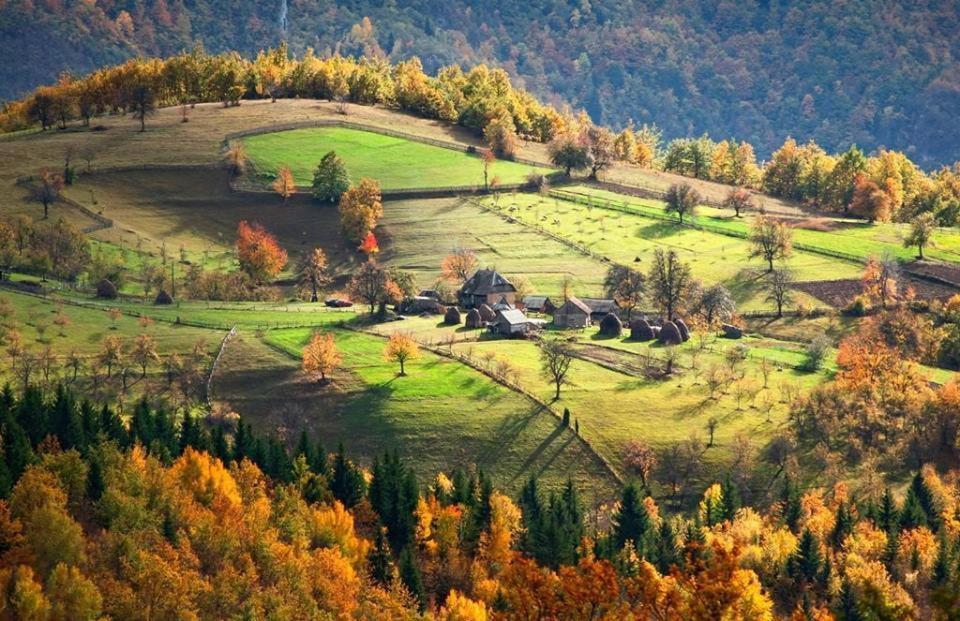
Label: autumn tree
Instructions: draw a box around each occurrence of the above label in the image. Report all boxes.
[358,231,379,255]
[904,212,936,259]
[603,265,645,320]
[664,183,700,224]
[235,220,288,283]
[484,114,518,159]
[749,215,793,272]
[849,173,892,222]
[272,166,296,203]
[35,169,64,219]
[302,331,342,382]
[861,256,899,309]
[348,259,401,315]
[385,332,419,376]
[694,284,736,326]
[441,248,478,284]
[540,338,573,400]
[648,248,692,321]
[312,151,350,203]
[586,126,616,179]
[225,142,248,176]
[723,187,754,217]
[296,247,331,302]
[130,333,158,377]
[338,178,383,243]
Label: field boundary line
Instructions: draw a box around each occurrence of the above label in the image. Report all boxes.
[206,325,237,406]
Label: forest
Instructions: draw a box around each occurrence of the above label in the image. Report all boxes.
[1,0,959,166]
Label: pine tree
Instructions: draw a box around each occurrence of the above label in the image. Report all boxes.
[331,443,366,508]
[368,527,394,584]
[655,519,679,574]
[788,529,823,584]
[911,471,941,531]
[398,547,425,611]
[721,474,741,521]
[899,486,928,530]
[613,483,651,554]
[837,577,863,621]
[16,385,48,446]
[878,488,899,533]
[295,431,314,466]
[211,425,230,463]
[86,457,105,501]
[832,501,854,548]
[451,469,470,505]
[783,475,802,532]
[99,404,127,447]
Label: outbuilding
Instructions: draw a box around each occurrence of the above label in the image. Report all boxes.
[553,296,592,329]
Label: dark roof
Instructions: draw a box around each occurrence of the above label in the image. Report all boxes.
[523,295,552,308]
[555,296,591,315]
[460,269,516,296]
[580,298,619,314]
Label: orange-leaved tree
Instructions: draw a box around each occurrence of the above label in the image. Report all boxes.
[302,332,341,382]
[384,332,419,376]
[441,248,478,284]
[338,178,383,244]
[358,231,379,255]
[272,166,296,203]
[236,220,287,283]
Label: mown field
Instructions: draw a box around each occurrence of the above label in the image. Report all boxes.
[243,126,553,189]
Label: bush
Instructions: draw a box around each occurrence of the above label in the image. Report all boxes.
[674,318,691,341]
[444,306,462,325]
[598,313,623,337]
[96,279,118,299]
[154,289,173,305]
[630,319,654,341]
[844,294,869,317]
[658,321,683,345]
[802,336,831,371]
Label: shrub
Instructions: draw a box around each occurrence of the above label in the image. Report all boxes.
[599,313,623,337]
[444,306,462,325]
[674,318,691,341]
[844,294,869,317]
[658,321,683,345]
[154,289,173,305]
[630,319,654,341]
[802,336,831,371]
[465,308,483,329]
[96,279,118,299]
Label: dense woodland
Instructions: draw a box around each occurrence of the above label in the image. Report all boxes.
[0,379,960,619]
[1,0,959,167]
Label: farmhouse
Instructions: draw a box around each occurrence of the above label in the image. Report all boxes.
[489,308,544,336]
[522,295,556,314]
[580,297,620,319]
[458,269,517,308]
[553,296,592,328]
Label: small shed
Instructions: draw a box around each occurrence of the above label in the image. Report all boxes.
[553,296,592,329]
[580,298,620,320]
[490,309,541,336]
[522,296,556,314]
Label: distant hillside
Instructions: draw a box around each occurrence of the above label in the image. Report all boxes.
[2,0,959,167]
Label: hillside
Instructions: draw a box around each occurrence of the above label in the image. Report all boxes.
[2,1,960,167]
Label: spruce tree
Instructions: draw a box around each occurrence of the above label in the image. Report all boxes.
[788,529,823,584]
[211,425,230,463]
[368,527,394,584]
[613,483,651,554]
[331,443,366,508]
[837,578,863,621]
[721,474,741,522]
[398,547,425,611]
[878,488,899,533]
[831,501,853,548]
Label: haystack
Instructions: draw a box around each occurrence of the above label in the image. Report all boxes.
[675,318,691,341]
[658,321,683,345]
[630,319,654,341]
[598,312,623,337]
[444,306,462,325]
[465,308,483,329]
[96,279,118,299]
[154,289,173,305]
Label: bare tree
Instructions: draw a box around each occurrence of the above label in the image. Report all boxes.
[766,268,794,318]
[540,338,573,400]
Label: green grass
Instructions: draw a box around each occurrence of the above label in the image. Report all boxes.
[243,127,553,189]
[249,326,619,501]
[562,185,960,265]
[483,191,861,310]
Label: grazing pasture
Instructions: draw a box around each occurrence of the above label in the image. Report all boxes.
[243,126,552,189]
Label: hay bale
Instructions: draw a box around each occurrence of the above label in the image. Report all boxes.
[630,319,654,341]
[721,323,743,339]
[478,304,496,322]
[675,318,691,341]
[598,312,623,337]
[465,308,483,329]
[444,306,462,325]
[154,289,173,305]
[96,279,118,299]
[658,321,683,345]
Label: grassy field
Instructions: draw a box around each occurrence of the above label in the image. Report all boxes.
[243,127,553,189]
[64,173,608,297]
[214,326,620,502]
[562,185,960,264]
[481,190,860,310]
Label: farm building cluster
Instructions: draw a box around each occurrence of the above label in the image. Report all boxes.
[397,268,736,342]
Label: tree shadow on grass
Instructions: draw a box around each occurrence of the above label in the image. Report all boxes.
[636,221,681,240]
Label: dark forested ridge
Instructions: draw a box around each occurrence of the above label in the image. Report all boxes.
[2,0,959,167]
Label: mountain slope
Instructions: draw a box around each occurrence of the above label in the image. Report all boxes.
[2,0,959,166]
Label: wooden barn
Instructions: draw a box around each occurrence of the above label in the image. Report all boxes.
[553,296,592,328]
[458,269,517,309]
[522,295,556,314]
